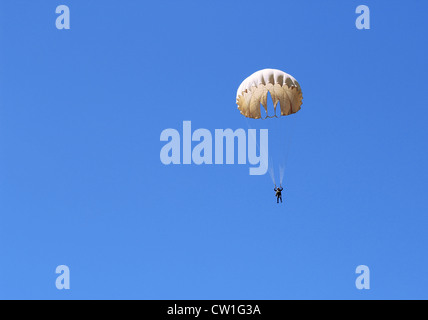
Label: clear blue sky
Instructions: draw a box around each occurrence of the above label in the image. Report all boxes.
[0,0,427,299]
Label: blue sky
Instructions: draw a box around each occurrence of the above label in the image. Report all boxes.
[0,0,427,299]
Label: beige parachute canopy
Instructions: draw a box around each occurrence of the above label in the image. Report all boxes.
[236,69,303,119]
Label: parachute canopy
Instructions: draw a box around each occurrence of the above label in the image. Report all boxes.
[236,69,303,119]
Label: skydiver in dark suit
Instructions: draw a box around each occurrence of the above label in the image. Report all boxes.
[274,185,284,203]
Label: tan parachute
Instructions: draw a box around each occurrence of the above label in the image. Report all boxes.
[236,69,303,119]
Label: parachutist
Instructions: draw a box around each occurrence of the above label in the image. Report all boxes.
[274,185,284,203]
